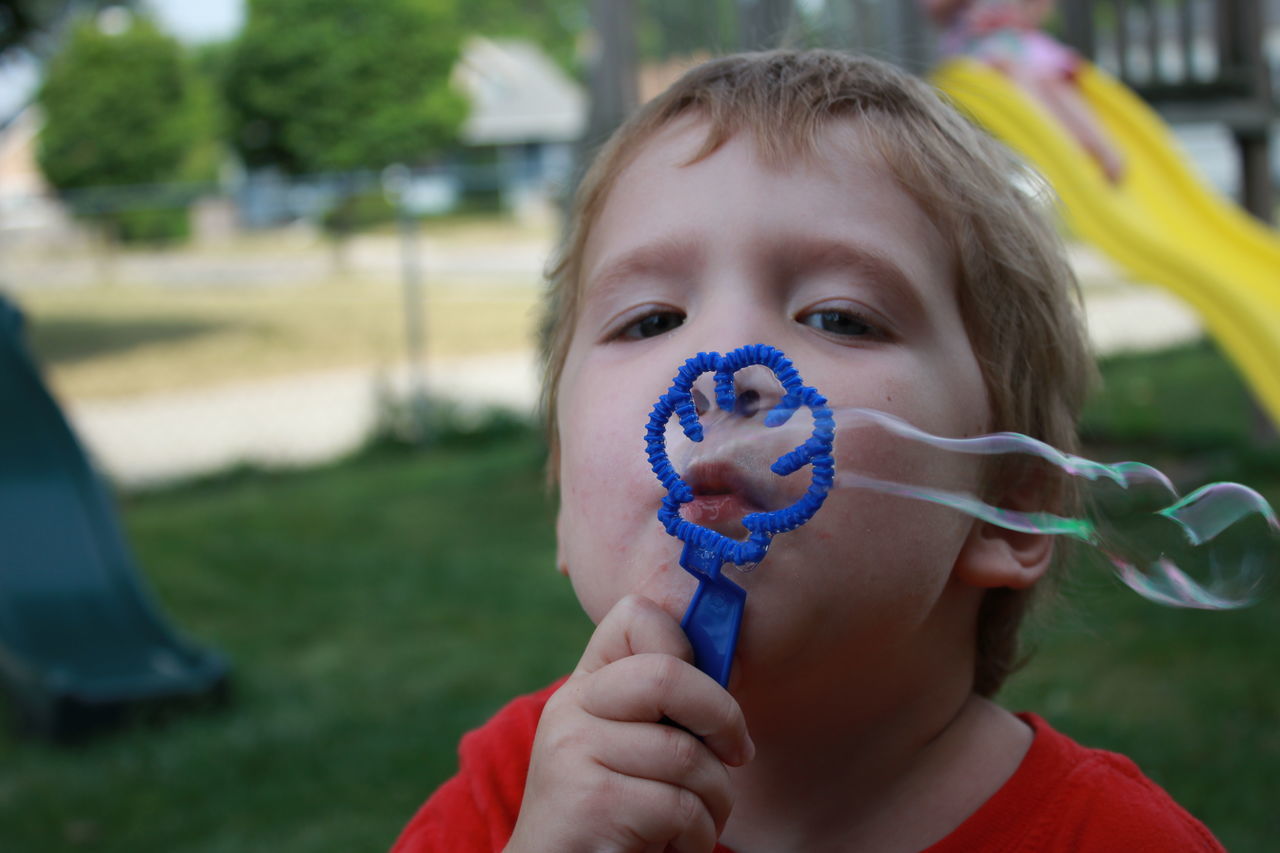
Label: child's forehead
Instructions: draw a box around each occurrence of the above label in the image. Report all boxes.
[629,112,890,179]
[580,115,948,295]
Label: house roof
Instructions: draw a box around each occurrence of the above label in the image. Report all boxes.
[452,37,585,146]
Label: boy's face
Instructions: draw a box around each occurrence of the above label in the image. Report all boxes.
[556,117,995,714]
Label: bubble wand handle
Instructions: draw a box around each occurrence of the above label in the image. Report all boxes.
[645,344,835,687]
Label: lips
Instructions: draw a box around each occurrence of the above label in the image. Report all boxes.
[679,459,770,535]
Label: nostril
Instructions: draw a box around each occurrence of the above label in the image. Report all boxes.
[691,384,711,414]
[735,389,761,418]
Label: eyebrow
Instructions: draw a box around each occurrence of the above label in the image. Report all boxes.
[769,236,928,315]
[585,238,702,298]
[772,237,918,290]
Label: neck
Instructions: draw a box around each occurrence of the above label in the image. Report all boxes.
[720,605,1032,852]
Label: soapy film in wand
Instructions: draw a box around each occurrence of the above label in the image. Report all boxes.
[669,377,1278,610]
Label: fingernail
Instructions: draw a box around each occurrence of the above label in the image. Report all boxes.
[742,733,757,764]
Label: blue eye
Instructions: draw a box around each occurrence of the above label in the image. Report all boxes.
[800,308,879,338]
[623,311,685,340]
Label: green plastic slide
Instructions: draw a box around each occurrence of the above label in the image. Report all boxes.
[0,293,229,740]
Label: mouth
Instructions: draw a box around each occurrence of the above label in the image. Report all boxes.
[679,459,771,536]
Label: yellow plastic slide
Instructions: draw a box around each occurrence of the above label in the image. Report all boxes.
[932,58,1280,427]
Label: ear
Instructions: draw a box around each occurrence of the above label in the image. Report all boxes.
[953,519,1053,590]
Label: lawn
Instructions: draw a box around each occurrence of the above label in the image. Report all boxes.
[0,428,590,852]
[16,279,540,401]
[5,219,548,401]
[1,341,1277,851]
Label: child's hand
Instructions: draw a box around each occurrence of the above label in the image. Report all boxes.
[505,594,754,853]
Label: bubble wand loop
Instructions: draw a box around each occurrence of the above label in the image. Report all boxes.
[645,344,836,687]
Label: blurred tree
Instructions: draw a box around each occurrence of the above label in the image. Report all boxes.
[224,0,467,176]
[1,0,53,55]
[35,11,204,244]
[1,0,123,60]
[182,40,235,185]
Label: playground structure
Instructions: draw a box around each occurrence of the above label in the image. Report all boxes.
[0,294,229,740]
[928,0,1279,430]
[933,57,1280,429]
[1060,0,1275,222]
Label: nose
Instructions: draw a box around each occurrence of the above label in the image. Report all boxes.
[681,301,789,421]
[724,364,785,420]
[690,385,766,418]
[696,361,783,422]
[691,364,783,420]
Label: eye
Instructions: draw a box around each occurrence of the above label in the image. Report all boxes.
[798,306,884,339]
[621,310,685,340]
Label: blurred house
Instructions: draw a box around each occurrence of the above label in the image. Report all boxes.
[452,35,585,221]
[239,37,586,228]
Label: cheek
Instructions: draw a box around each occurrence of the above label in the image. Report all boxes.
[812,487,970,581]
[556,424,677,623]
[734,490,968,683]
[820,422,977,596]
[766,423,975,606]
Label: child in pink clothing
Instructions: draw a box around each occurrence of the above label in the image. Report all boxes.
[925,0,1126,182]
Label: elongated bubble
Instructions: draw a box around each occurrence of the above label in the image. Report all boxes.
[669,383,1277,610]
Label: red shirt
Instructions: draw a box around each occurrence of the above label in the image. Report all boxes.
[392,679,1224,852]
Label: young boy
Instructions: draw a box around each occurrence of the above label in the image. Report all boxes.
[393,50,1223,852]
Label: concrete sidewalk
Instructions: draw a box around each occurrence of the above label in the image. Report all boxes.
[1068,243,1203,353]
[67,351,540,489]
[63,244,1202,489]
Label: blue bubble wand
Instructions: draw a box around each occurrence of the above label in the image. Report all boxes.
[645,344,836,687]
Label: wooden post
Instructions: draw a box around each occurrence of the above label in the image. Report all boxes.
[1221,0,1274,223]
[1176,0,1194,81]
[563,0,638,213]
[583,0,639,152]
[1237,130,1275,224]
[1060,0,1096,58]
[1116,0,1133,82]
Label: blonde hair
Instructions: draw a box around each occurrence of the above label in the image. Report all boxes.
[539,50,1093,697]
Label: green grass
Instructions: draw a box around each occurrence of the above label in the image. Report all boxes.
[0,430,590,852]
[1081,338,1279,457]
[1,340,1277,851]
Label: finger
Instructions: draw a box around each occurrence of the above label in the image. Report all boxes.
[576,594,694,676]
[592,719,734,836]
[583,653,754,767]
[603,773,718,853]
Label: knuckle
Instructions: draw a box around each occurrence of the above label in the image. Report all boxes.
[544,724,586,756]
[588,768,623,812]
[672,786,704,831]
[536,711,596,758]
[540,687,574,719]
[667,728,702,779]
[715,695,743,736]
[646,653,685,698]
